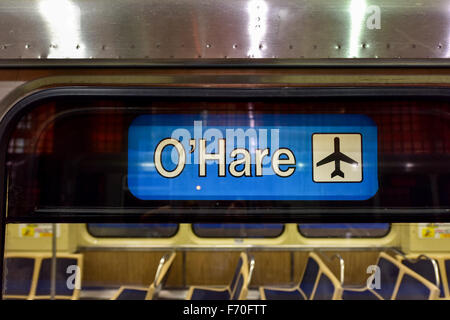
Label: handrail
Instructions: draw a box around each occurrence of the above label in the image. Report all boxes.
[247,254,256,287]
[316,250,345,285]
[153,252,173,287]
[388,248,440,289]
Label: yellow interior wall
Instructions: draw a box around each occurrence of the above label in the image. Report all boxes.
[75,223,401,250]
[4,223,450,254]
[402,224,450,254]
[5,223,77,253]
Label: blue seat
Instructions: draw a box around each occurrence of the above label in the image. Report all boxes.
[262,287,305,300]
[395,274,434,300]
[341,287,379,300]
[312,273,340,300]
[396,254,450,299]
[343,253,400,300]
[260,252,342,300]
[112,288,148,300]
[401,257,444,298]
[4,253,83,300]
[187,252,253,300]
[343,252,440,300]
[189,287,232,300]
[112,252,176,300]
[35,257,78,298]
[445,259,450,298]
[3,256,37,299]
[34,254,83,300]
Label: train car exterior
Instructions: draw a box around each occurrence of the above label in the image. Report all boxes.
[0,0,449,307]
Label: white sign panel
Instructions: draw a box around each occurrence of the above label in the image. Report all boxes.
[418,223,450,239]
[18,224,60,238]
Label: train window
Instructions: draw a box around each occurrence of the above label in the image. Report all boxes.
[192,224,284,238]
[298,223,390,238]
[3,88,449,222]
[87,224,178,238]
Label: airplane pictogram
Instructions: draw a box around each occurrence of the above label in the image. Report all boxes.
[316,137,358,178]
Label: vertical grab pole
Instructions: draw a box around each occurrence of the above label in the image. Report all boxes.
[50,223,57,300]
[0,173,8,300]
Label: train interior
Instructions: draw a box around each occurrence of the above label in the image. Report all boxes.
[3,222,450,300]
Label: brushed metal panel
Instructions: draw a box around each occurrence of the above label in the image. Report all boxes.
[0,0,449,62]
[0,82,24,102]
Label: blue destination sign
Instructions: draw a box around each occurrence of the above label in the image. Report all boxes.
[128,114,378,200]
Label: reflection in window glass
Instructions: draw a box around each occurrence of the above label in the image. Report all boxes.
[5,95,450,221]
[87,223,178,238]
[193,224,284,238]
[298,223,390,238]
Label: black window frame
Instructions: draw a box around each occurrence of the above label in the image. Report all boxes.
[191,223,285,239]
[86,223,179,238]
[297,223,392,239]
[1,86,450,224]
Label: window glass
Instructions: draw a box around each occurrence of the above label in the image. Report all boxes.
[87,223,178,238]
[298,223,390,238]
[4,91,449,222]
[193,224,284,238]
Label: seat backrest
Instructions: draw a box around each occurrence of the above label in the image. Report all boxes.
[400,257,444,298]
[445,259,450,298]
[397,254,450,299]
[229,252,252,300]
[370,253,401,300]
[34,254,83,300]
[308,253,343,300]
[145,251,176,300]
[298,254,320,299]
[375,252,439,300]
[3,256,38,299]
[394,272,438,300]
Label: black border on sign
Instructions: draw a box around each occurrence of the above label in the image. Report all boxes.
[312,133,364,183]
